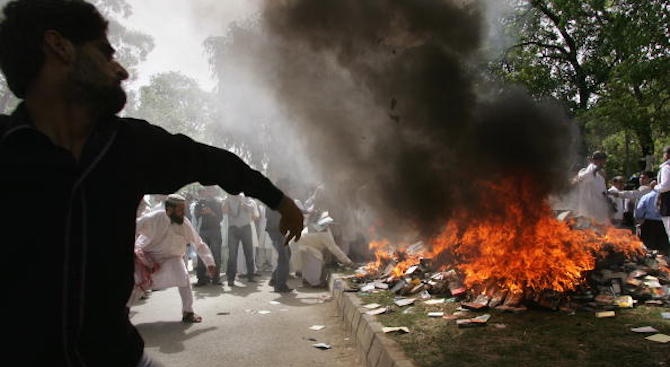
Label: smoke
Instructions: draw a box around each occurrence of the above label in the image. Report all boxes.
[237,0,577,239]
[203,0,577,240]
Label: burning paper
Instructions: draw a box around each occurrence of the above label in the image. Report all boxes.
[359,176,645,305]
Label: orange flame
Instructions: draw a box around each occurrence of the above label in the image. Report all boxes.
[367,175,645,296]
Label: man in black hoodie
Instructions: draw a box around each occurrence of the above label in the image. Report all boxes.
[0,1,304,366]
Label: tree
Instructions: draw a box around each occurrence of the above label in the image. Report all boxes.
[491,0,670,174]
[132,71,216,143]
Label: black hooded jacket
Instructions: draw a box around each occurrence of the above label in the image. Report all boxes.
[0,104,284,366]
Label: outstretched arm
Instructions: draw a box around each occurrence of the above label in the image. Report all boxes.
[276,195,305,246]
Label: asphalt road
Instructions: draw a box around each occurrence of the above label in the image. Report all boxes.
[130,272,363,367]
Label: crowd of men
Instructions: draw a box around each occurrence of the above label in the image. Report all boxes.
[127,183,355,324]
[570,147,670,255]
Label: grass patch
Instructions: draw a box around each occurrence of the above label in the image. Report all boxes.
[357,291,670,367]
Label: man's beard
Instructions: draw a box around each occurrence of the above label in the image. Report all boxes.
[68,56,127,117]
[169,213,184,225]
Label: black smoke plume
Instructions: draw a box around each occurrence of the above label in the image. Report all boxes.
[252,0,576,239]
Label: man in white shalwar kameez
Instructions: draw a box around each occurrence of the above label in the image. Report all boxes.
[128,194,216,323]
[572,151,611,223]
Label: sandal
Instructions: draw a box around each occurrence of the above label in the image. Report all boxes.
[181,312,203,323]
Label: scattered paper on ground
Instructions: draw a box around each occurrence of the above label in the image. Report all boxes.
[374,282,389,290]
[645,334,670,343]
[363,303,382,309]
[456,313,492,327]
[424,298,445,305]
[428,312,445,317]
[383,326,410,334]
[309,325,326,331]
[360,284,375,292]
[312,343,332,350]
[258,310,271,315]
[394,298,416,307]
[471,314,491,323]
[631,326,659,333]
[595,311,615,318]
[366,307,388,316]
[269,301,281,305]
[661,312,670,320]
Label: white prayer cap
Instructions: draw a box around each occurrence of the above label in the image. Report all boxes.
[166,194,186,204]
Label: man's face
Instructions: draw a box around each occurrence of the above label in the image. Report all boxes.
[640,174,650,186]
[68,36,129,117]
[167,203,186,224]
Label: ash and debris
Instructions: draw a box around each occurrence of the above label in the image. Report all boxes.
[342,226,670,318]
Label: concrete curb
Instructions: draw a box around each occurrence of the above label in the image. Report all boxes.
[330,276,419,367]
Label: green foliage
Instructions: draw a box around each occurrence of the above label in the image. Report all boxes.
[491,0,670,175]
[132,71,216,143]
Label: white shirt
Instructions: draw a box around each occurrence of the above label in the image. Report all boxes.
[657,160,670,193]
[573,163,610,222]
[224,196,259,228]
[135,210,214,266]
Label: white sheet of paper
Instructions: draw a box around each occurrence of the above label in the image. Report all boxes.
[365,307,388,316]
[394,298,416,307]
[424,298,445,305]
[645,334,670,343]
[363,303,382,309]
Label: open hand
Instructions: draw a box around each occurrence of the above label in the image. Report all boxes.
[277,195,304,246]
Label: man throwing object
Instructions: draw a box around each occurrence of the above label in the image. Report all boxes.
[129,194,216,323]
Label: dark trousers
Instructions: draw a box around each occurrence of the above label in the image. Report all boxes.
[226,225,255,280]
[197,229,222,283]
[270,236,291,290]
[640,219,670,254]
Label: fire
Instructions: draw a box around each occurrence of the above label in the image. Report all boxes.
[367,175,645,297]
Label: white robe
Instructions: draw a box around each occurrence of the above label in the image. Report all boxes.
[290,228,353,286]
[136,210,215,289]
[572,163,610,222]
